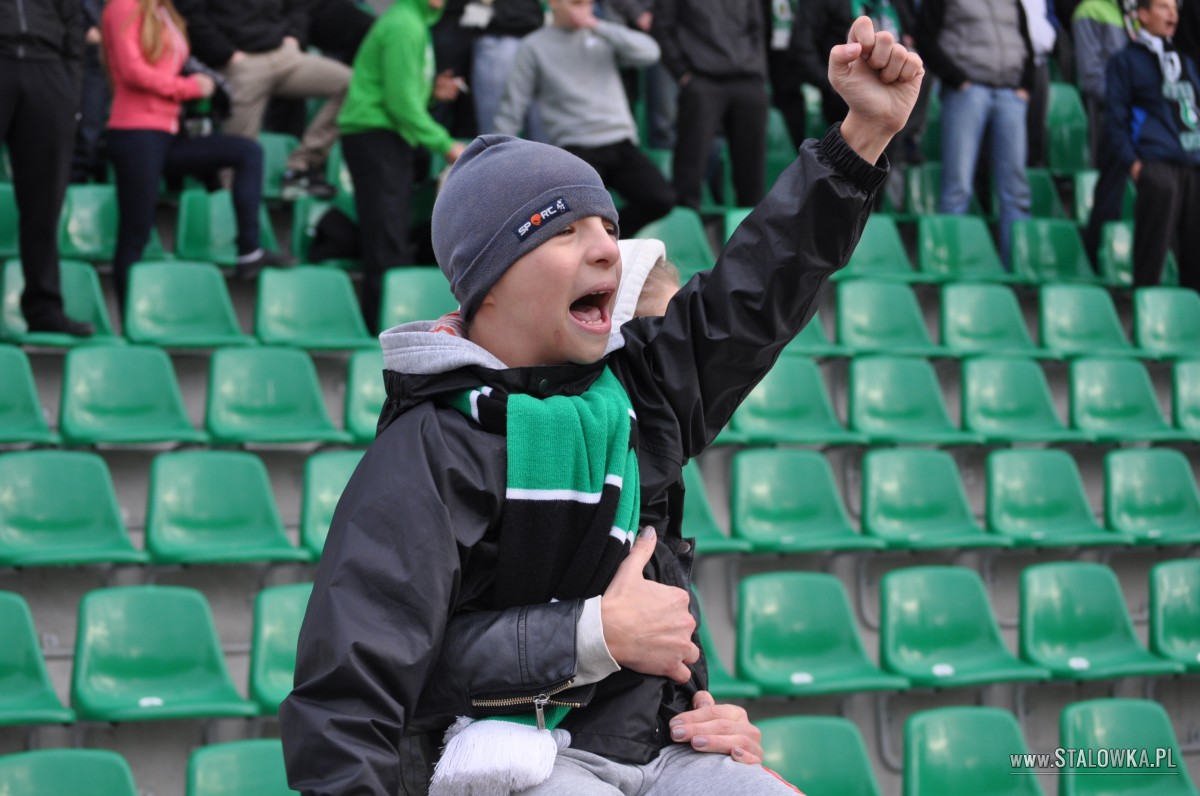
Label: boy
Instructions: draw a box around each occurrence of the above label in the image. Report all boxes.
[493,0,674,235]
[281,17,922,795]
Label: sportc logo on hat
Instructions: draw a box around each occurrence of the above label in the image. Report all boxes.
[514,198,572,240]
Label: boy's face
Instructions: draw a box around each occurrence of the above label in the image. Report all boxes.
[472,215,621,368]
[1139,0,1178,38]
[550,0,596,28]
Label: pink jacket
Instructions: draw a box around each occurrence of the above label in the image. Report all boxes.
[103,0,205,133]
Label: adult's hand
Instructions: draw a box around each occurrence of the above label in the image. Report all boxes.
[669,690,764,764]
[193,74,216,97]
[829,16,924,163]
[1131,159,1143,182]
[445,141,467,164]
[601,527,698,683]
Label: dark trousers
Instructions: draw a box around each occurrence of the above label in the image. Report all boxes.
[1082,151,1127,266]
[0,57,77,324]
[565,140,674,236]
[342,129,415,334]
[1133,160,1200,292]
[767,51,807,149]
[107,129,263,308]
[673,75,769,210]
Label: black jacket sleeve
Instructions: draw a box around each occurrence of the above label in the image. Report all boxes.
[174,0,237,67]
[283,0,309,46]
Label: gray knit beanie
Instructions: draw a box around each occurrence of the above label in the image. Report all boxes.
[432,135,620,320]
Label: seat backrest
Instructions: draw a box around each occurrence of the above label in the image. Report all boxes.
[636,207,714,279]
[1019,562,1143,671]
[3,259,116,340]
[1097,219,1134,286]
[206,347,339,441]
[257,132,300,201]
[722,207,752,243]
[58,184,120,262]
[905,707,1044,796]
[844,215,917,279]
[1060,699,1197,796]
[125,262,246,346]
[731,449,855,544]
[941,283,1037,355]
[680,459,724,543]
[961,356,1067,436]
[1135,287,1200,357]
[256,266,370,346]
[0,749,138,796]
[731,356,844,437]
[1105,448,1200,538]
[175,188,279,264]
[1150,559,1200,667]
[1046,82,1090,175]
[862,448,977,540]
[837,280,936,351]
[345,349,385,443]
[1175,359,1200,433]
[1070,357,1168,434]
[917,215,1006,280]
[379,266,459,328]
[1040,284,1131,354]
[987,449,1097,537]
[301,449,364,556]
[783,309,839,354]
[0,184,17,258]
[0,345,53,442]
[187,739,296,796]
[850,356,958,436]
[1012,219,1096,283]
[0,591,63,709]
[758,715,883,796]
[1024,167,1069,219]
[250,583,313,714]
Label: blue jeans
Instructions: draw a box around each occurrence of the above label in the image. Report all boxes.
[472,34,546,141]
[938,84,1030,264]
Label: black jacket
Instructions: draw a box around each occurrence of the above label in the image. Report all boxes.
[0,0,81,63]
[280,126,885,796]
[652,0,767,80]
[173,0,309,67]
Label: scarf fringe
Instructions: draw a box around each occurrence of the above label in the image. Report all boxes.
[429,716,570,796]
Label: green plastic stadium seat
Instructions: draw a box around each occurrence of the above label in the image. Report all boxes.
[1025,168,1069,219]
[1060,699,1198,796]
[917,215,1016,283]
[71,585,260,720]
[850,356,984,445]
[905,707,1045,796]
[837,280,948,357]
[346,348,385,443]
[781,310,847,358]
[1011,219,1098,283]
[290,196,359,270]
[961,357,1091,443]
[3,258,118,345]
[758,716,882,796]
[738,572,909,695]
[731,449,884,553]
[1174,359,1200,437]
[1134,287,1200,359]
[0,592,75,725]
[1019,562,1184,680]
[188,739,297,796]
[0,749,138,796]
[726,356,865,445]
[881,567,1050,687]
[57,184,163,263]
[125,262,254,348]
[146,451,310,564]
[255,266,373,349]
[175,188,280,266]
[0,450,147,567]
[0,345,57,444]
[940,283,1051,359]
[300,449,364,557]
[60,345,207,445]
[324,140,355,198]
[1105,448,1200,545]
[987,449,1130,547]
[1069,357,1184,442]
[838,215,925,282]
[0,184,17,259]
[681,460,751,554]
[764,107,798,189]
[904,163,983,218]
[722,207,752,243]
[1073,170,1134,227]
[862,448,1010,550]
[693,592,760,699]
[636,207,713,280]
[378,266,459,329]
[1095,220,1179,287]
[258,132,299,202]
[249,583,313,714]
[1039,284,1136,357]
[1151,560,1200,673]
[206,347,351,445]
[1046,82,1091,175]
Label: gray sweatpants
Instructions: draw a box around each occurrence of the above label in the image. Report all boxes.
[514,745,803,795]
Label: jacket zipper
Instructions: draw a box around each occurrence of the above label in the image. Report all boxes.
[471,679,579,731]
[15,0,28,58]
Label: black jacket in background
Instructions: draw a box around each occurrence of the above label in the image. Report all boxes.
[0,0,81,63]
[791,0,854,121]
[652,0,767,80]
[1178,0,1200,67]
[174,0,309,67]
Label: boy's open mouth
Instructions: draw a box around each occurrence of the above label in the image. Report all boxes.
[569,289,613,328]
